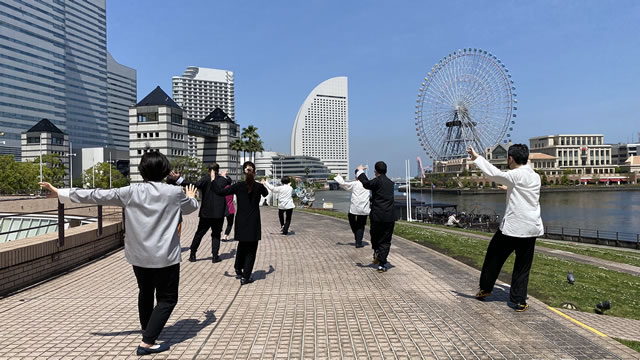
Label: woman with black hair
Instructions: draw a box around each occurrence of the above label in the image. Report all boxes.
[212,161,269,285]
[40,151,198,355]
[263,176,295,235]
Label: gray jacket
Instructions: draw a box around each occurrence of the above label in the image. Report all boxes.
[58,182,198,268]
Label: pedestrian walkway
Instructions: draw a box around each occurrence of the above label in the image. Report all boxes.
[0,208,637,359]
[402,222,640,277]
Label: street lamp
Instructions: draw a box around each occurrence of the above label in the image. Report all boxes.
[64,141,76,187]
[39,133,43,182]
[279,155,285,179]
[0,131,5,145]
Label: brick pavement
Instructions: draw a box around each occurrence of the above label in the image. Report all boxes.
[0,208,638,359]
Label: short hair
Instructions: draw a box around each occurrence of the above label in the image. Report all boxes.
[508,144,529,165]
[208,163,219,173]
[354,169,359,176]
[374,161,387,175]
[281,176,290,184]
[138,151,171,182]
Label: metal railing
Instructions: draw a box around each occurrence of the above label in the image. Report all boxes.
[0,203,122,247]
[543,225,640,248]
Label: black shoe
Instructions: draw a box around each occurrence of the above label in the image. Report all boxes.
[235,269,243,279]
[515,302,529,312]
[377,265,386,273]
[240,278,254,286]
[188,253,196,262]
[475,289,492,301]
[355,243,364,248]
[212,256,221,263]
[136,343,170,356]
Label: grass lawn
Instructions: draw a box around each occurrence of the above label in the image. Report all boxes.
[614,338,640,353]
[535,241,640,268]
[301,208,640,321]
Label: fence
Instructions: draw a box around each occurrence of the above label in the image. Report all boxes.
[543,225,640,249]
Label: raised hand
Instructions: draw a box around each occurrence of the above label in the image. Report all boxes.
[184,184,197,198]
[498,185,508,191]
[39,182,58,197]
[356,164,365,171]
[169,170,181,180]
[466,146,479,160]
[220,169,228,177]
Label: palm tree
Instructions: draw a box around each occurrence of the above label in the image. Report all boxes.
[241,125,263,161]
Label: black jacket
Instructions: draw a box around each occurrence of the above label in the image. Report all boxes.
[180,174,230,219]
[358,172,396,222]
[213,178,269,242]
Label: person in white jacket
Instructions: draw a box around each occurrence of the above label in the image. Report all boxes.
[335,171,371,248]
[467,144,544,312]
[262,176,295,235]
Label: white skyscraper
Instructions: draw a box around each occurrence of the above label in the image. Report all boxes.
[290,77,349,178]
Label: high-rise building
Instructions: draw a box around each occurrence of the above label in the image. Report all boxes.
[107,51,137,151]
[0,0,135,159]
[172,66,239,178]
[290,77,349,178]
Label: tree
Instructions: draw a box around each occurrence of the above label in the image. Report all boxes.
[0,155,39,194]
[328,173,336,180]
[560,174,570,185]
[562,169,576,175]
[304,167,310,179]
[170,156,206,183]
[82,162,128,188]
[32,153,66,187]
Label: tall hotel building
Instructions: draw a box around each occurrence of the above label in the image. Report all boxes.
[107,51,137,151]
[0,0,135,159]
[290,77,349,178]
[172,66,239,177]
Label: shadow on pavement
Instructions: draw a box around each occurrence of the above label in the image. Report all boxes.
[91,310,216,346]
[252,265,275,281]
[336,241,370,247]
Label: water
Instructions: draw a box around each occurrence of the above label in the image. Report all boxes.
[313,190,640,235]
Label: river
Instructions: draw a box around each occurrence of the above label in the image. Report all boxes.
[312,189,640,235]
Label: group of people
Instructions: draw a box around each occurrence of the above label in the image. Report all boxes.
[38,142,543,355]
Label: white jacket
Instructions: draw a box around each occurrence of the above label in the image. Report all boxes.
[334,175,370,215]
[472,156,544,238]
[264,182,295,210]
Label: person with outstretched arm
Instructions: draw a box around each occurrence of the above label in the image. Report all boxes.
[335,170,371,248]
[40,151,198,355]
[467,144,544,312]
[356,161,395,272]
[211,162,269,285]
[263,176,295,235]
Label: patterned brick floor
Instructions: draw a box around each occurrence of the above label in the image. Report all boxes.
[0,208,637,359]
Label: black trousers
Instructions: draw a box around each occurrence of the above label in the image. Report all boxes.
[191,217,224,257]
[235,241,259,280]
[479,230,537,304]
[132,264,179,344]
[348,213,368,246]
[370,220,395,266]
[224,214,235,236]
[278,209,293,235]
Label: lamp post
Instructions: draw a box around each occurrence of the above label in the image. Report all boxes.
[279,155,284,179]
[0,131,5,145]
[39,133,43,182]
[64,141,77,187]
[109,151,112,188]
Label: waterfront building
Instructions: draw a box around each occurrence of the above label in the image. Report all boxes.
[252,152,330,181]
[129,87,187,183]
[172,66,240,178]
[434,142,511,173]
[610,143,639,165]
[107,52,137,151]
[20,119,69,185]
[529,134,614,175]
[622,156,640,174]
[528,153,559,175]
[290,77,349,178]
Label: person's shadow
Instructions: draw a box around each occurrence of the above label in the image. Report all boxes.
[219,248,236,260]
[91,310,216,346]
[336,241,370,247]
[252,265,275,281]
[355,262,395,270]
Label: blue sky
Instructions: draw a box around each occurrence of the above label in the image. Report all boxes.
[106,1,640,178]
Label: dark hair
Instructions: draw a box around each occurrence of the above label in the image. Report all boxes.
[354,169,358,176]
[138,151,171,182]
[374,161,387,175]
[281,176,290,184]
[508,144,529,165]
[208,163,219,173]
[243,161,255,192]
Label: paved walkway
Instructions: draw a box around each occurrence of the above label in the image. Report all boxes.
[0,208,637,359]
[401,223,640,277]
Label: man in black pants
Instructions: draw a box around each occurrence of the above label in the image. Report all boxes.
[356,161,395,272]
[467,144,544,312]
[170,163,230,263]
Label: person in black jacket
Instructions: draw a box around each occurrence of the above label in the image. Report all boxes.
[170,163,230,263]
[356,161,395,272]
[212,161,269,285]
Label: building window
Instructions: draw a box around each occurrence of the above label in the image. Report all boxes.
[171,114,182,124]
[52,136,64,145]
[138,112,158,122]
[27,136,40,144]
[156,132,160,138]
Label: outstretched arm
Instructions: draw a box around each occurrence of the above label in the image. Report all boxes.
[467,146,515,187]
[40,182,131,207]
[334,175,355,191]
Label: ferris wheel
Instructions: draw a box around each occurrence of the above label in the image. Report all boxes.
[415,48,517,161]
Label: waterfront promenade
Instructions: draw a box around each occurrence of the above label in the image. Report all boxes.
[0,208,637,359]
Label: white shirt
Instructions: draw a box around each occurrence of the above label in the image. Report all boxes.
[446,215,459,226]
[334,175,370,215]
[472,156,544,238]
[263,182,295,210]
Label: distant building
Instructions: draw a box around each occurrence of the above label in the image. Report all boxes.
[80,147,129,180]
[622,156,640,174]
[172,67,240,178]
[107,52,137,151]
[528,153,559,175]
[435,142,511,173]
[129,87,188,183]
[610,143,639,165]
[291,77,349,178]
[21,119,70,186]
[253,152,331,181]
[529,134,614,175]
